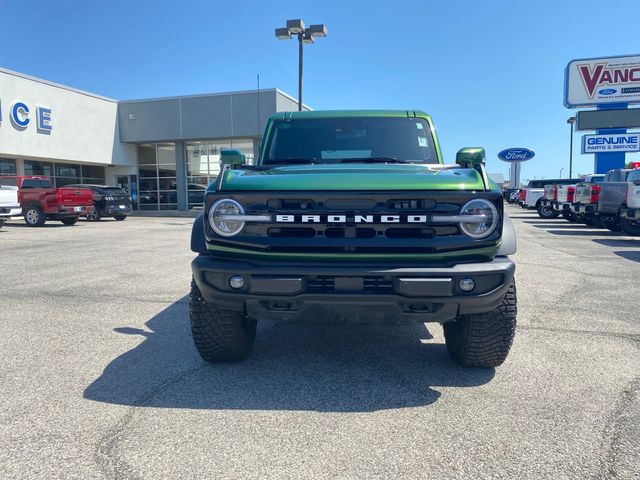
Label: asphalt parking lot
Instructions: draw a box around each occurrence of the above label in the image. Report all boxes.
[0,210,639,480]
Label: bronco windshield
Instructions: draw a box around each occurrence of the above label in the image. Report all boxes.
[262,117,438,165]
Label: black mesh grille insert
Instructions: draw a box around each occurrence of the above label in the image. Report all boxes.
[307,276,393,293]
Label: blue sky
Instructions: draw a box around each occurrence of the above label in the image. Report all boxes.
[3,0,640,181]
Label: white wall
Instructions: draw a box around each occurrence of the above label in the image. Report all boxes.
[0,68,136,166]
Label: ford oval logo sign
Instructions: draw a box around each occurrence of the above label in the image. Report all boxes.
[598,88,617,96]
[498,148,535,162]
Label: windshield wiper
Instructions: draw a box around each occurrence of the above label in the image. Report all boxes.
[338,157,407,164]
[264,158,321,165]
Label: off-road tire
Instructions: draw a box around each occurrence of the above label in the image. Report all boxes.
[114,215,127,221]
[189,280,256,362]
[61,217,78,226]
[444,281,517,368]
[537,203,559,219]
[561,211,577,223]
[620,217,640,236]
[24,206,46,227]
[0,219,5,228]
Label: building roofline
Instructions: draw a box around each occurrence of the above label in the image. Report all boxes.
[118,88,311,109]
[1,66,312,109]
[0,66,117,102]
[119,88,293,104]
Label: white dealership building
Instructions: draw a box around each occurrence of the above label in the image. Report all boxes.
[0,67,305,211]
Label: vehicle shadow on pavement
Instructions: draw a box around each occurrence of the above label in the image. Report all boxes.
[592,238,640,247]
[83,298,495,412]
[546,229,623,237]
[3,222,70,228]
[613,251,640,263]
[527,223,589,229]
[505,215,538,220]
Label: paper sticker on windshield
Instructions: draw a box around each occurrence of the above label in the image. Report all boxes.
[418,137,428,147]
[416,122,424,129]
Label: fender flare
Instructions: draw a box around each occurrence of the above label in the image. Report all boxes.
[498,213,517,256]
[190,213,208,254]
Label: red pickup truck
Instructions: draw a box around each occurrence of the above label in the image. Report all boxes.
[0,175,94,226]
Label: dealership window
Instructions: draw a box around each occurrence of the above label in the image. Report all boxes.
[24,160,104,186]
[137,143,178,210]
[0,158,17,175]
[24,160,54,177]
[81,165,106,185]
[55,163,81,186]
[184,139,254,209]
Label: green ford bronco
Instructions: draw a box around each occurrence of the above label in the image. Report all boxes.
[189,110,517,368]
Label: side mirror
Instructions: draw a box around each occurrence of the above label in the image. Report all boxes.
[456,147,485,167]
[220,149,246,166]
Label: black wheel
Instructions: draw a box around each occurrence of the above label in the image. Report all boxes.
[444,281,517,368]
[189,280,256,362]
[0,219,5,228]
[537,203,559,219]
[61,217,78,226]
[582,216,594,226]
[602,218,622,232]
[114,215,127,221]
[86,208,101,222]
[561,211,578,223]
[24,206,46,227]
[620,217,640,236]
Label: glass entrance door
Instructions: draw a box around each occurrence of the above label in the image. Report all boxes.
[117,175,139,210]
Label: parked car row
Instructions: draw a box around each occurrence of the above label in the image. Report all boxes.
[0,175,133,228]
[511,168,640,235]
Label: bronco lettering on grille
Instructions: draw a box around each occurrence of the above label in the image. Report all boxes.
[275,214,430,223]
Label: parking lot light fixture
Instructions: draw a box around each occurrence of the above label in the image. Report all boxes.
[286,19,305,34]
[275,27,291,40]
[308,24,328,38]
[275,19,328,111]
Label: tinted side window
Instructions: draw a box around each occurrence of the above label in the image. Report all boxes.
[628,170,640,182]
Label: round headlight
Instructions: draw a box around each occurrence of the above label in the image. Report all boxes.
[458,199,499,239]
[208,199,245,237]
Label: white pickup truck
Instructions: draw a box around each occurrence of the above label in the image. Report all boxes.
[570,174,606,226]
[532,178,582,219]
[0,177,22,228]
[619,169,640,235]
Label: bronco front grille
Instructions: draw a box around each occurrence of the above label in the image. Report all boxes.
[205,191,503,256]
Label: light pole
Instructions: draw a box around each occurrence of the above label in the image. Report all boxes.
[567,116,576,178]
[559,167,564,179]
[275,19,327,111]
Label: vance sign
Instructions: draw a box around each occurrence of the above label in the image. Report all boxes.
[497,148,535,162]
[565,54,640,108]
[582,133,640,154]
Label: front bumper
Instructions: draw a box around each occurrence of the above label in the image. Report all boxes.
[192,255,515,324]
